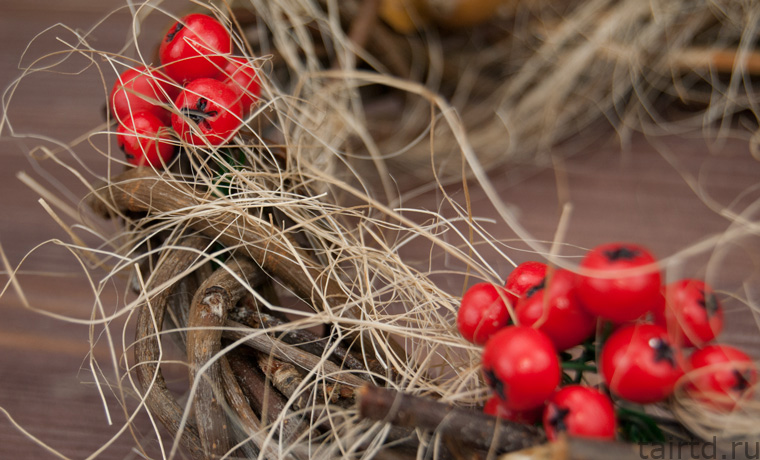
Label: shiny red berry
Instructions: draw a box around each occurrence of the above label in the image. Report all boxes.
[686,345,757,411]
[600,323,683,404]
[159,14,232,83]
[658,279,724,348]
[110,66,176,123]
[481,326,560,411]
[172,78,242,146]
[117,111,176,167]
[515,269,596,351]
[575,242,662,323]
[483,395,542,424]
[220,57,261,114]
[456,283,511,345]
[504,261,547,307]
[543,385,617,441]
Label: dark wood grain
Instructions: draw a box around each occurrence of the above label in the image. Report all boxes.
[1,1,759,459]
[0,3,183,458]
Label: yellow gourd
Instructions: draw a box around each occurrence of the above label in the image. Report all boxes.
[423,0,509,28]
[379,0,514,33]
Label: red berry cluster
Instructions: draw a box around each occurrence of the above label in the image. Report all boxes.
[456,242,757,441]
[110,14,262,167]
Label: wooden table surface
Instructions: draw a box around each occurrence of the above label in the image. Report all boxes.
[1,1,759,459]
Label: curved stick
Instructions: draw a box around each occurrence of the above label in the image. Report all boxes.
[186,258,266,458]
[91,168,406,372]
[219,356,305,460]
[89,168,356,318]
[223,320,368,389]
[226,348,313,445]
[231,306,370,376]
[133,235,207,458]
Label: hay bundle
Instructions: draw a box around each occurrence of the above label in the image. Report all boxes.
[350,0,760,175]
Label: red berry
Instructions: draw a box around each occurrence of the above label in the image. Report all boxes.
[159,14,232,83]
[600,323,683,404]
[220,57,261,114]
[658,279,724,348]
[117,111,176,167]
[110,66,176,123]
[650,288,667,325]
[575,242,662,323]
[481,326,560,411]
[456,283,511,345]
[543,385,617,441]
[686,345,757,410]
[504,261,547,307]
[483,395,542,424]
[515,269,596,351]
[172,78,242,146]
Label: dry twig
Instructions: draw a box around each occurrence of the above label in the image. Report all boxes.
[231,305,370,375]
[224,320,369,390]
[357,384,543,454]
[89,167,407,366]
[133,235,208,459]
[186,258,266,458]
[226,348,312,443]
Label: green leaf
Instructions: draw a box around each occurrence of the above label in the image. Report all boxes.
[617,407,666,443]
[560,361,597,372]
[210,242,229,270]
[213,147,247,197]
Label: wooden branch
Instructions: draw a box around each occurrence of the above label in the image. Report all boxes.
[133,235,208,459]
[226,348,312,443]
[223,320,369,390]
[186,258,266,458]
[231,305,370,376]
[256,354,311,410]
[219,357,302,460]
[357,384,543,454]
[187,287,232,458]
[164,273,198,346]
[88,168,330,310]
[257,353,355,410]
[90,167,407,367]
[674,46,760,75]
[219,357,262,455]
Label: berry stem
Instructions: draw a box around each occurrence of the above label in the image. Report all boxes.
[356,385,543,454]
[560,362,597,372]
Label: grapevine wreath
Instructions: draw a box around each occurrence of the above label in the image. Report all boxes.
[3,0,760,459]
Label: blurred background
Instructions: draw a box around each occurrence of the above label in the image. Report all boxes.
[1,0,759,458]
